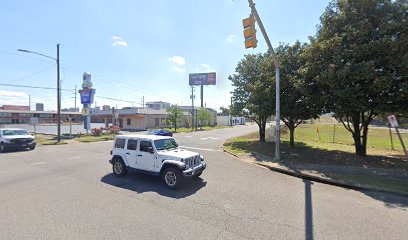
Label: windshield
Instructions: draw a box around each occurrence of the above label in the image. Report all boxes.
[2,130,30,136]
[154,138,178,150]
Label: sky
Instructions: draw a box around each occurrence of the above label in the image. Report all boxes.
[0,0,330,111]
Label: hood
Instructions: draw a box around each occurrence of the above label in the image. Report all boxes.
[158,148,198,160]
[3,135,35,140]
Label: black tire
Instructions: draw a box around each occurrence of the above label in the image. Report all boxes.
[29,146,36,150]
[162,167,181,189]
[112,158,127,177]
[0,143,5,153]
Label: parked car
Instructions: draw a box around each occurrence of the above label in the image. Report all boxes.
[109,135,206,189]
[147,129,173,137]
[0,128,36,152]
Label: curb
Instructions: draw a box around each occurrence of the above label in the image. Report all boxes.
[221,143,408,198]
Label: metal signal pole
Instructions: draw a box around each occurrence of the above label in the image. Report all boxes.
[247,0,281,160]
[57,44,61,142]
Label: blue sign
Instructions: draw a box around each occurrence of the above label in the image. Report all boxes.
[189,72,216,86]
[79,89,95,104]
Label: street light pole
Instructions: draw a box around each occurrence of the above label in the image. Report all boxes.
[56,44,61,142]
[18,44,62,142]
[247,0,281,160]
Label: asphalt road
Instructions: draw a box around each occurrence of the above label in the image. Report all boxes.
[0,124,407,240]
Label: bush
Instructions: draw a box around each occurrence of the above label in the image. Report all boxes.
[110,126,121,134]
[91,127,103,136]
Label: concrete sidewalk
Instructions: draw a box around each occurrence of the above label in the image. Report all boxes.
[223,148,408,197]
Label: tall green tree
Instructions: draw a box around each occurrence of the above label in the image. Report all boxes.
[277,42,323,147]
[229,53,275,141]
[197,108,213,128]
[166,104,183,132]
[302,0,408,156]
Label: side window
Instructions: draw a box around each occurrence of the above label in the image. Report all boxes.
[127,139,138,151]
[140,141,153,152]
[114,138,126,149]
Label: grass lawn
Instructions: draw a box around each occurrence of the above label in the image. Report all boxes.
[74,134,115,143]
[35,134,68,145]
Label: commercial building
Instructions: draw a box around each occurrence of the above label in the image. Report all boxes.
[0,109,82,124]
[145,101,170,110]
[217,115,246,126]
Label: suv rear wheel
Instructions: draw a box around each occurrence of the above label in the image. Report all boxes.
[162,167,181,189]
[112,158,127,177]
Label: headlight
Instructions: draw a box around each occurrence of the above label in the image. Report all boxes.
[3,138,11,143]
[200,155,204,161]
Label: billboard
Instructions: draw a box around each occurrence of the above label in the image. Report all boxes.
[79,89,95,104]
[189,72,216,85]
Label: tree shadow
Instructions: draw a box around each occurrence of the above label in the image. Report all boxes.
[100,172,207,199]
[226,140,408,209]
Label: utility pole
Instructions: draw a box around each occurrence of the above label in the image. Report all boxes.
[29,94,31,110]
[142,96,145,108]
[200,85,204,108]
[74,85,77,111]
[191,86,195,131]
[56,44,61,142]
[247,0,281,160]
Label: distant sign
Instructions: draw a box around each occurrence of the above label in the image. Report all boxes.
[82,72,92,88]
[82,108,90,116]
[79,89,95,104]
[388,115,399,128]
[189,72,216,85]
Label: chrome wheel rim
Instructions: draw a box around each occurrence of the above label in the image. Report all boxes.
[165,171,177,186]
[0,144,4,152]
[114,162,123,174]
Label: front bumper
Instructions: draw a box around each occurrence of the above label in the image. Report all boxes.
[182,162,206,177]
[3,141,36,149]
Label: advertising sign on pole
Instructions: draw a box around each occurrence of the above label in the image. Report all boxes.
[30,117,39,125]
[387,115,399,128]
[79,89,95,104]
[82,108,90,116]
[189,72,216,85]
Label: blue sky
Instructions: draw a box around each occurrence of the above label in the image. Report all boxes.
[0,0,329,111]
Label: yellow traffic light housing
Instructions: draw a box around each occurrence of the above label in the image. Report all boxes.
[242,15,257,49]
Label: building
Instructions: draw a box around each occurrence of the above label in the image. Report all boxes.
[35,103,44,111]
[145,101,170,110]
[91,108,168,131]
[0,105,30,111]
[0,109,82,124]
[217,115,245,126]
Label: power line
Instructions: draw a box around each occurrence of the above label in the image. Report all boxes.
[94,95,141,105]
[0,83,75,92]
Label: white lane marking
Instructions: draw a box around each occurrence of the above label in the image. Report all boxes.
[67,156,80,160]
[31,162,47,166]
[208,137,220,140]
[179,146,222,152]
[95,152,106,155]
[201,138,208,140]
[185,136,193,138]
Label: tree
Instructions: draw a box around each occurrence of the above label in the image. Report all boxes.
[302,0,408,156]
[229,53,275,141]
[166,104,183,132]
[277,42,323,147]
[219,107,230,115]
[197,108,213,129]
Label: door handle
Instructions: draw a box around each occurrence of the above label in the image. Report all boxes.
[137,154,142,157]
[126,153,130,155]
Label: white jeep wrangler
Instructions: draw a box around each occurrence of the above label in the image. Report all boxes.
[109,135,206,189]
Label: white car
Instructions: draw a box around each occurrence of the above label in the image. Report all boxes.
[109,135,206,189]
[0,128,36,152]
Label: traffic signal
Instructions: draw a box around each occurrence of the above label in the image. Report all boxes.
[242,15,257,49]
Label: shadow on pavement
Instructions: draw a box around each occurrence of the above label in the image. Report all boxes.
[304,179,314,240]
[100,172,207,199]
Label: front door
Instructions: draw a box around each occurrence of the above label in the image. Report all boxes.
[138,140,155,171]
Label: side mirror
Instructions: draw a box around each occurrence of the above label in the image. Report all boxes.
[147,146,154,154]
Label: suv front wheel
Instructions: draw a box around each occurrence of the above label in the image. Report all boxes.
[112,158,127,177]
[162,167,181,189]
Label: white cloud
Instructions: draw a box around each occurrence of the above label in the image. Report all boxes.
[168,56,186,65]
[0,90,29,98]
[225,34,236,43]
[198,63,210,69]
[172,67,186,73]
[0,90,30,106]
[112,35,128,46]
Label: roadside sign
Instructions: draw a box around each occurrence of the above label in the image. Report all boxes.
[387,115,399,128]
[189,72,216,85]
[82,108,90,116]
[114,112,120,119]
[79,89,95,104]
[30,117,39,125]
